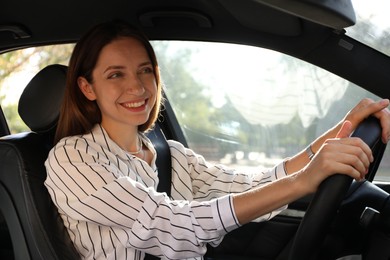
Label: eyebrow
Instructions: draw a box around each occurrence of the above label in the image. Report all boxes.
[103,65,125,74]
[103,62,153,73]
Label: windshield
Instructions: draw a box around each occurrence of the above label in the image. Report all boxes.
[347,0,390,57]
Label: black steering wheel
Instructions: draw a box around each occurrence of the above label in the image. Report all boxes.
[289,116,387,259]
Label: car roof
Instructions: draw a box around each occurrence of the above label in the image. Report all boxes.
[1,0,389,98]
[0,1,331,47]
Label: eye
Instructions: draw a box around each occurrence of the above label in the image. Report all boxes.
[107,71,123,79]
[139,66,154,74]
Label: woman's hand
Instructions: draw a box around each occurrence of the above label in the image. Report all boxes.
[308,99,389,164]
[343,98,390,143]
[285,98,389,176]
[300,121,373,193]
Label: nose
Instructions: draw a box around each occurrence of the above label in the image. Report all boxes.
[126,75,145,95]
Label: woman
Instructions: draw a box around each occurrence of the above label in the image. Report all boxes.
[45,20,390,260]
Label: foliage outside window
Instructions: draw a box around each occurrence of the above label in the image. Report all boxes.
[0,44,74,133]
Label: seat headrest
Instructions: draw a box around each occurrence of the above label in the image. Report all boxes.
[18,64,67,133]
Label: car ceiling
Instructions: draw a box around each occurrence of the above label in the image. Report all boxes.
[1,0,390,98]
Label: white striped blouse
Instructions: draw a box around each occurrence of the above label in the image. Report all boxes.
[44,124,287,260]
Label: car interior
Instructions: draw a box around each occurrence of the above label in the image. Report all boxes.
[1,0,390,260]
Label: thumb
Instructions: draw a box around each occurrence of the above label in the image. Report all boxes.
[336,120,353,138]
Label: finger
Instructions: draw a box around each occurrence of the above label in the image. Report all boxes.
[372,106,390,143]
[341,150,370,176]
[326,137,374,164]
[348,98,390,144]
[322,136,373,179]
[322,145,370,181]
[366,99,389,115]
[351,99,389,120]
[331,161,365,181]
[336,120,353,139]
[372,99,390,143]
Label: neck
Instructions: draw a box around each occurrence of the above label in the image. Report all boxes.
[128,135,143,155]
[100,122,140,153]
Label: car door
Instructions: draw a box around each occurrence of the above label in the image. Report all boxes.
[152,39,390,258]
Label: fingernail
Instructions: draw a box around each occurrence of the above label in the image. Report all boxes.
[381,99,389,105]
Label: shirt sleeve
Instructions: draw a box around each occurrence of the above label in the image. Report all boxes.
[45,136,239,259]
[168,140,289,222]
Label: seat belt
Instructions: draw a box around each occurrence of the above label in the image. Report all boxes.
[144,124,172,260]
[146,124,172,196]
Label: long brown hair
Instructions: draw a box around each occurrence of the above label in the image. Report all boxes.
[55,20,162,143]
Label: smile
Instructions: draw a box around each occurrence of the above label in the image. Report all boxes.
[122,100,146,108]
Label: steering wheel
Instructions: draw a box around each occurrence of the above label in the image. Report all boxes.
[288,116,387,259]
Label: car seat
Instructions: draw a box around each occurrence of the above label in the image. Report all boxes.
[0,64,80,260]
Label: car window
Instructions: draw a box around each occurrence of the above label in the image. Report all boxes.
[0,44,74,133]
[347,0,390,57]
[1,41,389,183]
[151,41,390,182]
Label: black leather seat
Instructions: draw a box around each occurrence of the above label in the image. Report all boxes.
[0,64,80,260]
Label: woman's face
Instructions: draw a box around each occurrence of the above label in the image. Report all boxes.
[78,37,157,132]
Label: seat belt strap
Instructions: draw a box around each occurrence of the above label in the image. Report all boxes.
[144,124,172,260]
[146,124,172,197]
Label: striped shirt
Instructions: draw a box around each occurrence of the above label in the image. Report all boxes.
[44,124,287,260]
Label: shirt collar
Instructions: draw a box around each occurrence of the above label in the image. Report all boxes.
[90,124,157,165]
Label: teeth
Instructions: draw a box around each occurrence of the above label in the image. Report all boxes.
[123,100,145,108]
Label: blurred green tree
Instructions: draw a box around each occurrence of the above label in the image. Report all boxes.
[0,44,74,133]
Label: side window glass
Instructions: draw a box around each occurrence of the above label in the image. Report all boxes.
[153,41,390,182]
[0,44,74,134]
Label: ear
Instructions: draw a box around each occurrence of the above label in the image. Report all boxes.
[78,76,96,101]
